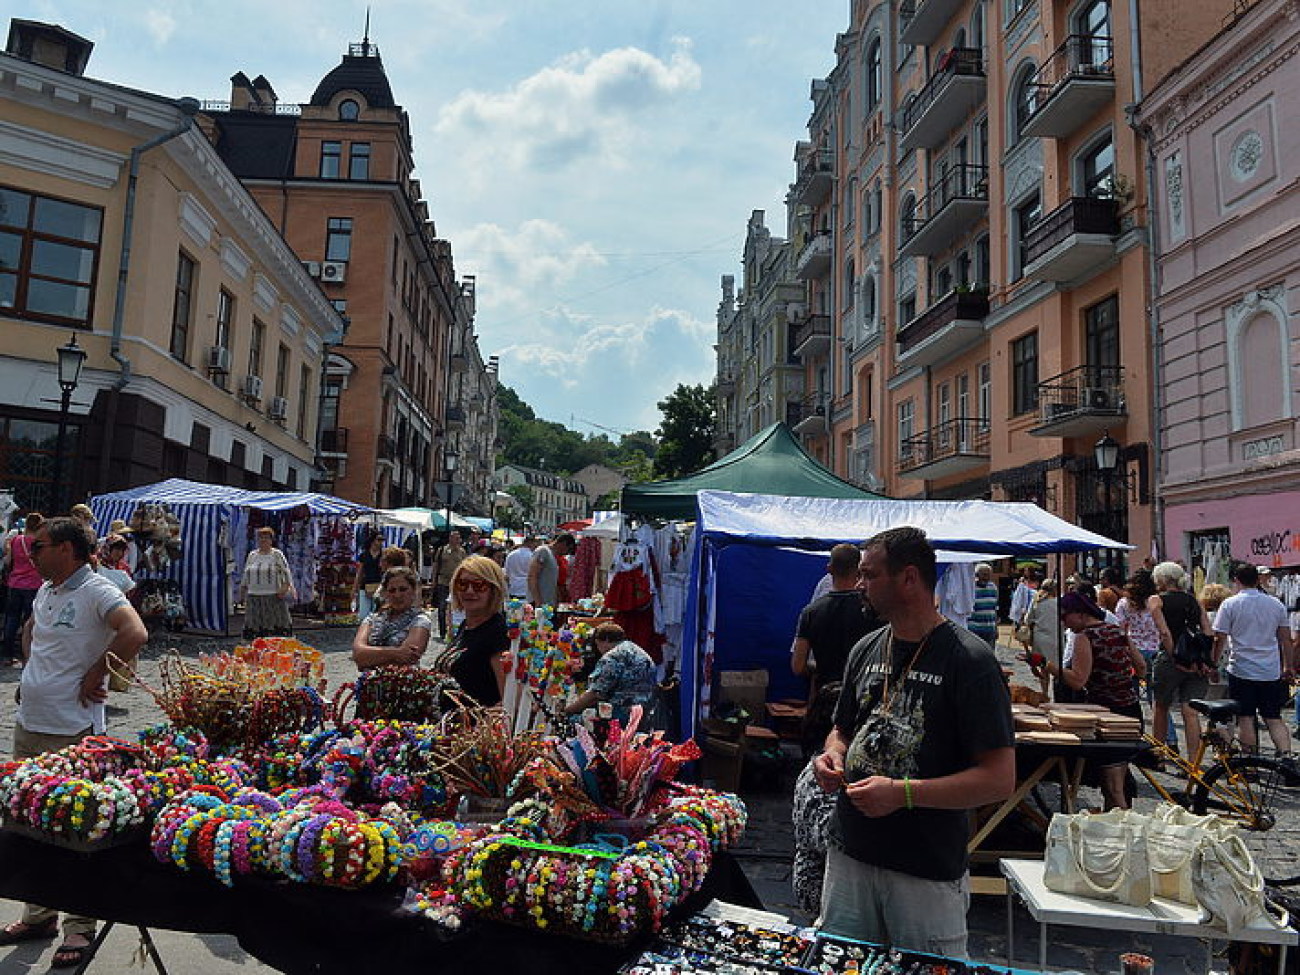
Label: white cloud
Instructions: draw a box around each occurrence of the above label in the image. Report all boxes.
[144,8,177,44]
[435,39,701,172]
[453,219,606,314]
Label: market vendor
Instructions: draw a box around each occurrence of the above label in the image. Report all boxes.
[562,621,656,723]
[432,555,509,706]
[350,567,433,670]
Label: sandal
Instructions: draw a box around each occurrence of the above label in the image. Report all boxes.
[50,938,94,969]
[0,918,57,945]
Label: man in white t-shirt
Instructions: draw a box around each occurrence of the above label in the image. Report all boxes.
[1212,563,1294,755]
[504,536,539,599]
[0,517,148,965]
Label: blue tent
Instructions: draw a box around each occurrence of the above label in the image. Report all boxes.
[90,478,370,632]
[678,490,1130,741]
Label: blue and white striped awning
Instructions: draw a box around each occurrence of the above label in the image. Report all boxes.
[90,478,372,632]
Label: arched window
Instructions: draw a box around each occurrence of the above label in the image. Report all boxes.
[861,186,873,235]
[862,276,877,327]
[338,98,360,121]
[970,2,985,55]
[866,38,883,109]
[1011,64,1039,141]
[953,28,967,51]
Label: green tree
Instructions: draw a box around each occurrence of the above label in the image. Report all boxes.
[653,383,715,478]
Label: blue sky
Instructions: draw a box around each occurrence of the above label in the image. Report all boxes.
[29,1,847,438]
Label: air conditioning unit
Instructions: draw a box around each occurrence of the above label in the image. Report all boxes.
[242,374,263,402]
[320,261,347,283]
[1084,387,1114,410]
[268,396,289,422]
[301,260,322,278]
[206,346,231,374]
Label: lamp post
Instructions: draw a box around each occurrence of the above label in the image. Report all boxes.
[50,335,87,514]
[442,450,458,539]
[1093,429,1121,568]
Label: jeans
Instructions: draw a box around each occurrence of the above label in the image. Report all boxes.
[2,587,37,660]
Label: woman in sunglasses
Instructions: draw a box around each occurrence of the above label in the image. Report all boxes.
[432,555,509,706]
[350,567,432,670]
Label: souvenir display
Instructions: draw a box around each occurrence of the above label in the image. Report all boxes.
[333,664,460,725]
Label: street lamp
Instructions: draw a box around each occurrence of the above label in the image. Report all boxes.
[1094,429,1121,567]
[442,450,458,538]
[50,334,87,514]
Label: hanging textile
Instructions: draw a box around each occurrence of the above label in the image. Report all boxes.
[569,535,601,601]
[605,538,665,663]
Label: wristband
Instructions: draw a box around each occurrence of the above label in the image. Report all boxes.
[903,777,914,810]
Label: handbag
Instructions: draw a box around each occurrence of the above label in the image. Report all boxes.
[1194,829,1290,932]
[1146,803,1227,905]
[1044,809,1152,906]
[1015,620,1034,644]
[1173,628,1214,668]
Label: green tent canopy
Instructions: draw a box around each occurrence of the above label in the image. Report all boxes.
[621,422,887,520]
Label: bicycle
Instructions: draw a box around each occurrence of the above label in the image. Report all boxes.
[1136,697,1300,886]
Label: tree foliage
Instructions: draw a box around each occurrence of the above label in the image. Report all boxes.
[653,383,716,478]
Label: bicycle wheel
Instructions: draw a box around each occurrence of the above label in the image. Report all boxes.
[1190,755,1300,886]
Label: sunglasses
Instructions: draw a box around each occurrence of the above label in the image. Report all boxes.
[454,577,492,594]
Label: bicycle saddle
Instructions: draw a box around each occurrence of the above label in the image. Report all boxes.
[1188,698,1240,723]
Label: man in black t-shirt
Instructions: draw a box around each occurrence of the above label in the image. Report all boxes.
[792,543,883,690]
[813,527,1015,958]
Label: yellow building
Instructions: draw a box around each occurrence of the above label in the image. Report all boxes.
[0,20,343,513]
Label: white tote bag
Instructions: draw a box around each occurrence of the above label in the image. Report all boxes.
[1194,830,1290,932]
[1146,803,1227,906]
[1044,810,1153,907]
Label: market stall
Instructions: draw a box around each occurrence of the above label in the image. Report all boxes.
[677,489,1129,740]
[90,478,371,632]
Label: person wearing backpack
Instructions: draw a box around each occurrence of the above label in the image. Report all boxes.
[1151,561,1214,763]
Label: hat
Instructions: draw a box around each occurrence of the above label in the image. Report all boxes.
[1059,590,1105,620]
[109,519,131,535]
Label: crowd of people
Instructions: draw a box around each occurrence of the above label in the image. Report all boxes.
[787,534,1298,958]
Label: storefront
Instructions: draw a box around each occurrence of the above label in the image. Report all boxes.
[1165,488,1300,595]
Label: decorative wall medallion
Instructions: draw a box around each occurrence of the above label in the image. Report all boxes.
[1230,130,1264,181]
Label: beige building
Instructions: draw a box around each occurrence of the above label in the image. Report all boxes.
[0,20,343,512]
[495,463,589,533]
[570,462,628,509]
[718,0,1214,570]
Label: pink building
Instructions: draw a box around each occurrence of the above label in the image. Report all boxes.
[1139,0,1300,579]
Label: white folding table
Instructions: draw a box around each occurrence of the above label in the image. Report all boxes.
[1001,858,1297,974]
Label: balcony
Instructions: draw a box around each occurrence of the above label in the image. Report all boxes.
[1030,364,1127,438]
[896,288,989,369]
[1021,35,1115,139]
[788,401,829,438]
[445,405,466,431]
[795,232,833,280]
[899,49,986,154]
[318,427,349,455]
[899,163,989,258]
[898,417,990,480]
[899,0,967,47]
[791,146,835,206]
[790,313,832,360]
[1023,197,1120,283]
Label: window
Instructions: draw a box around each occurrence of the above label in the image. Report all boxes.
[872,182,883,232]
[932,262,953,299]
[861,188,873,236]
[899,291,917,327]
[215,288,235,350]
[338,99,360,121]
[320,377,342,435]
[1076,0,1112,67]
[325,218,352,262]
[298,364,311,438]
[866,38,883,109]
[862,277,877,330]
[844,259,856,308]
[978,361,991,425]
[1085,294,1120,371]
[975,235,991,287]
[900,193,917,241]
[170,252,196,360]
[1011,332,1039,415]
[897,399,915,447]
[938,382,952,425]
[349,143,371,181]
[249,318,264,378]
[0,186,102,327]
[1012,65,1039,140]
[970,2,986,54]
[1013,193,1042,280]
[1009,0,1033,19]
[319,141,342,179]
[957,373,970,420]
[275,343,289,399]
[1081,135,1115,198]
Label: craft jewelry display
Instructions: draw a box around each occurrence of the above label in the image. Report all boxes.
[332,665,459,726]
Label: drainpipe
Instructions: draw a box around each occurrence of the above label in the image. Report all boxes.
[97,97,199,493]
[1124,0,1166,560]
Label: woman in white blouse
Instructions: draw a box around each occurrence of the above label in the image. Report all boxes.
[239,526,295,639]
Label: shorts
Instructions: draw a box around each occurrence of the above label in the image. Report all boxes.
[1151,652,1210,707]
[1226,673,1287,719]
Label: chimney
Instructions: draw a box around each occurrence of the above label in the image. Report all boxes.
[6,19,93,76]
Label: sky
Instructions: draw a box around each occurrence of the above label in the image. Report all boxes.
[26,1,848,438]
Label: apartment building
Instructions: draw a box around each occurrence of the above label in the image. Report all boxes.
[1138,0,1300,576]
[732,0,1175,571]
[0,20,343,511]
[495,464,589,533]
[200,37,496,511]
[715,210,806,458]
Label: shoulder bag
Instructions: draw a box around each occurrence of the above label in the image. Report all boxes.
[1044,809,1152,907]
[1194,829,1290,932]
[1146,803,1228,905]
